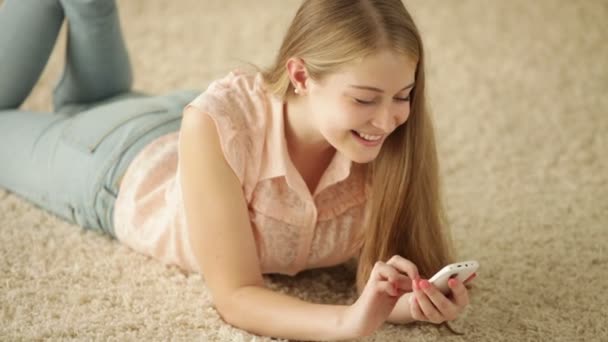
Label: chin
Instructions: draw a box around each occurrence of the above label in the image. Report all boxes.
[345,150,379,164]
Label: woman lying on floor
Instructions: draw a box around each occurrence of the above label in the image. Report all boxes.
[0,0,472,340]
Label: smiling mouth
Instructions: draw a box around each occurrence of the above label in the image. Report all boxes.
[351,130,384,142]
[350,130,385,147]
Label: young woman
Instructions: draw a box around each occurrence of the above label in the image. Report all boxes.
[0,0,472,340]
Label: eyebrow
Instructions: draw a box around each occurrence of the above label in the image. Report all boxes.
[349,82,415,93]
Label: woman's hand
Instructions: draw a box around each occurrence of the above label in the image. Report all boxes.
[408,276,472,324]
[341,255,419,338]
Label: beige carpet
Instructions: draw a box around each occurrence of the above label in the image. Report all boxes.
[1,0,607,341]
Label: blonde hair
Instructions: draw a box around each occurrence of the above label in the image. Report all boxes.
[258,0,455,289]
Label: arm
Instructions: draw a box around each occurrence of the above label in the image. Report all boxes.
[387,293,416,324]
[225,286,348,340]
[178,107,352,341]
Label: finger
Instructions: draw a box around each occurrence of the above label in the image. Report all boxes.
[376,279,399,297]
[413,279,445,324]
[419,279,460,321]
[448,278,470,308]
[373,262,411,289]
[386,255,420,281]
[464,272,477,284]
[396,273,414,292]
[390,273,413,292]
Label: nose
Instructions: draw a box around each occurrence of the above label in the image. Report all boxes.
[371,106,407,133]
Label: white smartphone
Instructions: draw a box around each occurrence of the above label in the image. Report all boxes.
[429,260,479,294]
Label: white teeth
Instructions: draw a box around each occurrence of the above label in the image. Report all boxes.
[355,131,383,141]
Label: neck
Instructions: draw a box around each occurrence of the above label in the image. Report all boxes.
[283,94,335,160]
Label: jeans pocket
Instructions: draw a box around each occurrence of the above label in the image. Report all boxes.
[60,97,180,154]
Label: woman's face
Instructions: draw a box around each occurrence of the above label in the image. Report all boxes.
[308,50,417,164]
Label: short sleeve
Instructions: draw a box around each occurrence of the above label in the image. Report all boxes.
[183,70,266,198]
[182,103,250,185]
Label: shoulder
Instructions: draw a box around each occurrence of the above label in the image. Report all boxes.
[187,69,271,132]
[179,70,274,194]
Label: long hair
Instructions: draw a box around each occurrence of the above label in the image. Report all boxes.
[258,0,455,289]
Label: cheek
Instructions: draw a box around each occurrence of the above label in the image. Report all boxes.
[315,100,368,141]
[335,102,369,127]
[315,100,343,126]
[317,115,348,145]
[326,109,361,135]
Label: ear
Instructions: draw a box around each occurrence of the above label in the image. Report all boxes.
[285,57,311,94]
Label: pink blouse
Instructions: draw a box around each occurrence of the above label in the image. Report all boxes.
[113,70,370,276]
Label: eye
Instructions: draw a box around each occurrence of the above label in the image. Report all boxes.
[354,98,375,105]
[353,95,411,105]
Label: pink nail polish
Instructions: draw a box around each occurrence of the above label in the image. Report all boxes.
[420,280,430,289]
[464,273,477,284]
[448,279,457,288]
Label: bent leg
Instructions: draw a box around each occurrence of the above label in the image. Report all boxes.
[53,0,133,112]
[0,0,64,109]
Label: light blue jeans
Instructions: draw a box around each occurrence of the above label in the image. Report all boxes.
[0,0,198,238]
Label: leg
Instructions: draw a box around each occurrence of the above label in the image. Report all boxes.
[0,90,198,238]
[53,0,133,112]
[0,0,64,109]
[0,110,88,229]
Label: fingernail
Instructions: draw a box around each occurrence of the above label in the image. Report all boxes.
[464,273,477,284]
[420,280,430,289]
[448,279,457,288]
